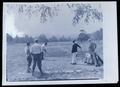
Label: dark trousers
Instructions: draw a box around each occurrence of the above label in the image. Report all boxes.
[87,51,97,65]
[32,53,43,73]
[27,56,32,68]
[41,52,44,60]
[89,52,103,66]
[94,53,103,66]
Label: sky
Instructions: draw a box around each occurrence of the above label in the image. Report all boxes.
[3,2,102,38]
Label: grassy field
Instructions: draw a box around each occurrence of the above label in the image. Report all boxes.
[6,41,103,81]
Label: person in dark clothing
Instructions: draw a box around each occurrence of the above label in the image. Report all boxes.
[71,40,82,65]
[24,42,32,73]
[88,39,103,67]
[88,40,97,66]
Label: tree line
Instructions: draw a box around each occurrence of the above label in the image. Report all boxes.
[7,28,103,44]
[7,34,73,43]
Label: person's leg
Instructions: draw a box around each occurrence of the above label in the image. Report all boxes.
[27,56,32,73]
[92,53,97,66]
[95,53,103,67]
[91,54,94,64]
[97,54,103,66]
[37,54,43,74]
[32,55,37,74]
[87,56,91,64]
[29,56,32,71]
[27,56,30,72]
[88,52,94,65]
[85,56,90,64]
[72,53,75,63]
[87,53,93,65]
[29,56,32,67]
[74,52,77,63]
[71,52,77,64]
[41,52,44,60]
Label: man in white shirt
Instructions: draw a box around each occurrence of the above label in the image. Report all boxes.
[31,39,43,76]
[41,42,47,60]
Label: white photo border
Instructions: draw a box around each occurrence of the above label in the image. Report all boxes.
[2,1,118,85]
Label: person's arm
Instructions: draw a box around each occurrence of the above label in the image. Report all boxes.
[30,46,33,55]
[94,43,97,49]
[95,43,97,48]
[76,44,82,49]
[43,46,47,53]
[25,47,29,57]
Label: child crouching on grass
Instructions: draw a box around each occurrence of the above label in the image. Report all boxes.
[24,42,32,73]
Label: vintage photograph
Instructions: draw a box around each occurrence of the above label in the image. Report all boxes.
[2,2,118,85]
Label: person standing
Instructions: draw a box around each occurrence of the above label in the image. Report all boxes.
[31,39,43,76]
[24,42,32,73]
[71,40,82,65]
[88,39,98,66]
[88,39,103,67]
[41,42,47,60]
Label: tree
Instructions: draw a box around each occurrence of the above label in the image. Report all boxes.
[7,33,13,43]
[59,36,66,42]
[77,30,90,42]
[6,3,103,25]
[14,35,19,43]
[59,36,72,42]
[91,28,103,40]
[38,34,48,42]
[5,3,103,42]
[23,35,34,43]
[49,36,58,42]
[70,4,103,25]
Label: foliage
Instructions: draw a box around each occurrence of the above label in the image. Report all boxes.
[69,3,103,25]
[6,3,103,25]
[77,28,103,42]
[91,28,103,40]
[6,4,60,23]
[7,28,103,43]
[7,34,73,43]
[38,34,48,42]
[77,31,90,42]
[48,36,58,42]
[59,36,72,42]
[7,33,13,43]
